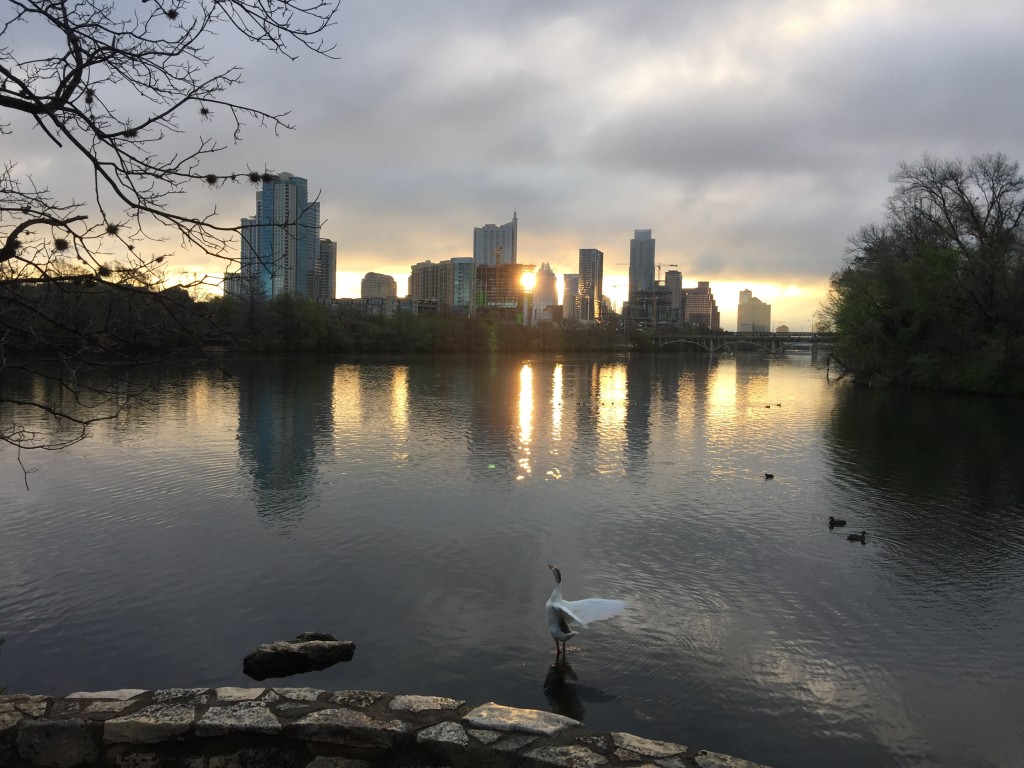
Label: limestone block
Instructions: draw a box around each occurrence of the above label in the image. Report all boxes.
[17,718,100,768]
[105,703,197,743]
[85,698,137,715]
[468,728,502,745]
[196,701,282,737]
[152,688,209,704]
[523,744,608,768]
[389,694,464,713]
[306,757,374,768]
[1,696,50,736]
[285,707,409,748]
[114,753,203,768]
[66,690,147,701]
[463,702,581,737]
[416,721,470,748]
[270,687,325,702]
[327,691,385,708]
[695,750,772,768]
[610,732,686,758]
[214,687,265,702]
[243,636,355,680]
[490,734,538,753]
[208,747,294,767]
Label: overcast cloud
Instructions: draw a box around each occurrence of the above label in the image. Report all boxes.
[13,0,1024,329]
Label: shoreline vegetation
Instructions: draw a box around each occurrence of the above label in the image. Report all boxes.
[819,153,1024,396]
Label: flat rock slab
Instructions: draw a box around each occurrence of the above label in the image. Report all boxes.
[104,703,197,744]
[463,702,581,737]
[242,633,355,680]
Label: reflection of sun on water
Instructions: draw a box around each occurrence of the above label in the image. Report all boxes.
[390,366,408,433]
[390,366,410,461]
[517,363,533,479]
[331,366,361,457]
[551,364,563,442]
[597,364,627,472]
[546,364,564,481]
[708,361,737,419]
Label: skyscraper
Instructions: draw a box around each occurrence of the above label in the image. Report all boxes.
[409,258,475,314]
[533,263,558,323]
[738,289,771,332]
[473,212,518,266]
[628,229,655,297]
[361,272,397,299]
[316,239,337,303]
[578,248,604,322]
[563,274,581,321]
[682,281,721,330]
[239,172,322,300]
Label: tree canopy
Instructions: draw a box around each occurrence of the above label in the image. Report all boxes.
[1,0,339,455]
[822,153,1024,394]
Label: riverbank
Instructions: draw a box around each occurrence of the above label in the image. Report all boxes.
[1,687,769,768]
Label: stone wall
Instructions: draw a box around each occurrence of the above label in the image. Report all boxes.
[0,687,770,768]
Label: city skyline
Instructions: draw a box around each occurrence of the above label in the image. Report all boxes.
[13,2,1024,332]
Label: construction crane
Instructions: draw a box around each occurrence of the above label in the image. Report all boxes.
[616,262,679,283]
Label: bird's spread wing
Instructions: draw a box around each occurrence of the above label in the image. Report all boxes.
[560,598,626,627]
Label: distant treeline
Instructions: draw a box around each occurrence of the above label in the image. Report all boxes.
[207,293,629,354]
[0,272,644,360]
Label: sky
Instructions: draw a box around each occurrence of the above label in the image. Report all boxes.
[12,0,1024,330]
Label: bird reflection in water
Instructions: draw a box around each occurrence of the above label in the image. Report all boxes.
[542,659,616,722]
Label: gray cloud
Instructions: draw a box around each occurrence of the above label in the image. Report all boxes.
[10,0,1024,326]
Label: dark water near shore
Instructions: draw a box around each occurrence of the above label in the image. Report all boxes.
[2,354,1023,768]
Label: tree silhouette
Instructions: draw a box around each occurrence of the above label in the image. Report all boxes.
[1,0,338,456]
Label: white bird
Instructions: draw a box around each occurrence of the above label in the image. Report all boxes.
[546,563,626,659]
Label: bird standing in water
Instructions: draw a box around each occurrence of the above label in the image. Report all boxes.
[546,564,626,660]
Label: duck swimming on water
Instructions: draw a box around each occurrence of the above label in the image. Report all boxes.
[546,564,626,659]
[829,516,847,527]
[847,531,867,543]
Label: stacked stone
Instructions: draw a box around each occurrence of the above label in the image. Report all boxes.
[0,687,770,768]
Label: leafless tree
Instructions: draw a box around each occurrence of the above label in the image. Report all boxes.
[1,0,339,459]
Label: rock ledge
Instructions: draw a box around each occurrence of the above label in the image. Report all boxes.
[0,688,771,767]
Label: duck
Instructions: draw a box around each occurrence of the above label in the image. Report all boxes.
[764,473,774,480]
[847,531,867,543]
[546,564,626,659]
[828,516,847,527]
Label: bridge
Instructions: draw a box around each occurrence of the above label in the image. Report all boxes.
[649,329,837,354]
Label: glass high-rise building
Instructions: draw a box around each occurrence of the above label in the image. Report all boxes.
[628,229,655,297]
[563,274,581,320]
[316,239,337,303]
[578,248,604,322]
[240,172,322,299]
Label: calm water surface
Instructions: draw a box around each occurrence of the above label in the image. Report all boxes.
[2,354,1023,768]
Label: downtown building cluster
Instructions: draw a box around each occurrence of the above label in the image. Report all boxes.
[223,173,779,331]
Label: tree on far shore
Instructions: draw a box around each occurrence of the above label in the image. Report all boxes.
[821,153,1024,393]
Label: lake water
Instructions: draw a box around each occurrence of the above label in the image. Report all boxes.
[2,353,1023,768]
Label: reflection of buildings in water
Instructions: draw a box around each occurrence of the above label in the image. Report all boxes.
[236,359,335,528]
[676,355,717,452]
[624,359,653,478]
[732,353,772,407]
[559,361,601,479]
